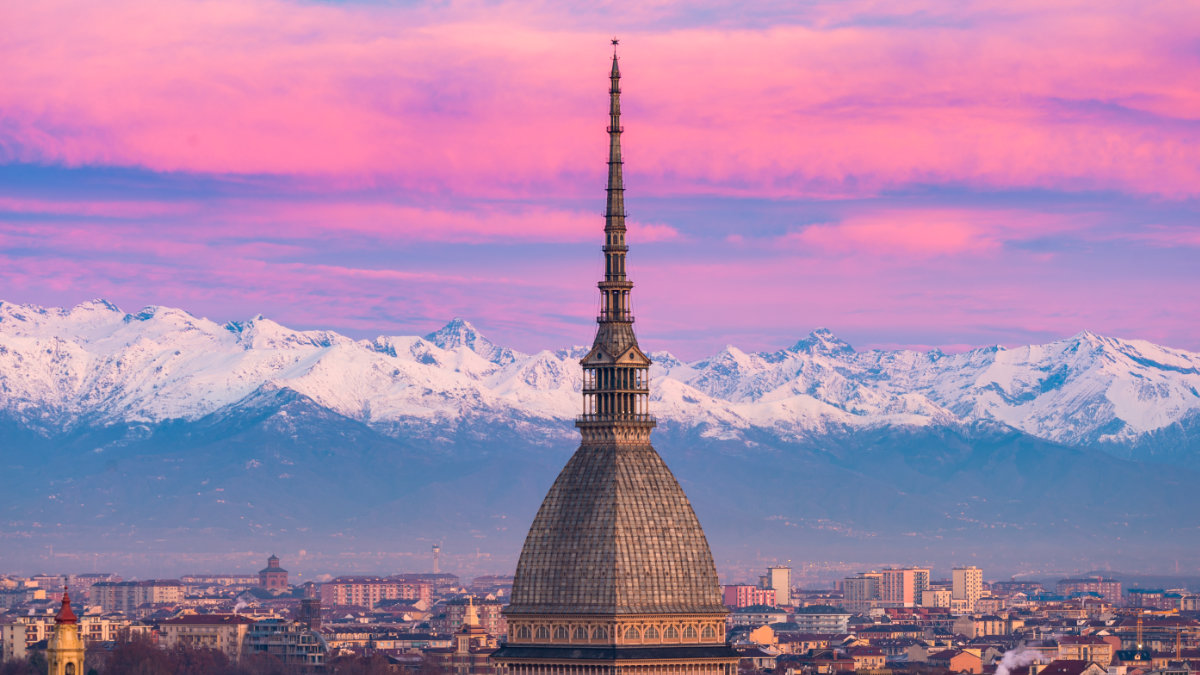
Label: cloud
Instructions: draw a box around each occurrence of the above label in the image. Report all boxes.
[782,209,1089,257]
[2,0,1198,197]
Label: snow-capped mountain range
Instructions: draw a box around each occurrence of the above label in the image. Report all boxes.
[3,299,1198,455]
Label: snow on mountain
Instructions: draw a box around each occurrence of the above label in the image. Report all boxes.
[2,299,1199,450]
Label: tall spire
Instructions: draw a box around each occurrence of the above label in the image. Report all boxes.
[605,38,627,296]
[578,39,654,440]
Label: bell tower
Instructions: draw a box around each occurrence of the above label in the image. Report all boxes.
[46,587,84,675]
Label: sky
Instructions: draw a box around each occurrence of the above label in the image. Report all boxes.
[2,0,1198,360]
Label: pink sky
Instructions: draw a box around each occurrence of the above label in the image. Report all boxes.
[1,0,1198,357]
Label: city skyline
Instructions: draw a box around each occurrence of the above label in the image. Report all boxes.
[3,1,1198,360]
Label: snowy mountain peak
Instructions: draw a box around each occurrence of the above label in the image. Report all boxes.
[426,317,480,346]
[224,315,342,350]
[789,327,855,355]
[77,298,122,314]
[424,318,519,365]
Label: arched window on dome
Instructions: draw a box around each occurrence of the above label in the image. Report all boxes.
[683,625,698,640]
[515,625,531,640]
[663,625,679,640]
[644,626,660,641]
[573,626,588,641]
[702,625,717,640]
[592,626,609,640]
[553,626,568,641]
[535,626,550,641]
[65,665,75,675]
[624,626,640,641]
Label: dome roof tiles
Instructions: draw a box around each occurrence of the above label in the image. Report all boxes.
[507,443,726,616]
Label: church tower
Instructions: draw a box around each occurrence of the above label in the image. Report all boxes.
[492,44,739,675]
[46,588,84,675]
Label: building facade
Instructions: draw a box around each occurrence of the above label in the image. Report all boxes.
[320,576,431,608]
[791,607,851,634]
[89,580,182,614]
[922,587,952,608]
[843,573,883,611]
[880,568,930,608]
[952,567,983,612]
[1056,578,1121,601]
[158,614,254,661]
[244,619,326,669]
[491,44,739,675]
[723,585,776,609]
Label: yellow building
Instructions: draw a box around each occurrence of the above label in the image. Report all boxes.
[46,591,84,675]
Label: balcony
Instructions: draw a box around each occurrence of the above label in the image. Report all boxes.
[575,413,656,425]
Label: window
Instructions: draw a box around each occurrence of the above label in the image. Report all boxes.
[644,626,659,640]
[683,626,698,639]
[702,625,717,640]
[553,626,568,641]
[592,627,609,640]
[65,665,76,675]
[515,625,530,640]
[664,626,679,640]
[573,626,588,641]
[624,626,640,640]
[535,626,549,641]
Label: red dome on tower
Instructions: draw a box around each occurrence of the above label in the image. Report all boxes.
[55,589,78,625]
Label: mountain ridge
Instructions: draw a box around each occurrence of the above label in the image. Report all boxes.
[2,298,1198,459]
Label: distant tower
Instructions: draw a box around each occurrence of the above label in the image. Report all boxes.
[46,588,84,675]
[433,544,441,574]
[258,554,288,592]
[297,598,322,631]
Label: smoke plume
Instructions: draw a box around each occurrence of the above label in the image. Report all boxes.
[996,648,1044,675]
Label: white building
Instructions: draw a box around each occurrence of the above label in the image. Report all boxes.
[765,566,792,607]
[952,567,983,613]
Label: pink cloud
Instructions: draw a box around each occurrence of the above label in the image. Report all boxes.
[782,209,1091,256]
[1,0,1197,197]
[0,197,673,245]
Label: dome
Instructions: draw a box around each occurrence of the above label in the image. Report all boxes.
[507,443,726,616]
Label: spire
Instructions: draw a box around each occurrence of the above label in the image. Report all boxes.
[55,588,78,625]
[603,38,628,310]
[578,41,654,437]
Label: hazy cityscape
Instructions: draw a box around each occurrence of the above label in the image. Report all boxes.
[3,557,1200,674]
[4,0,1199,674]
